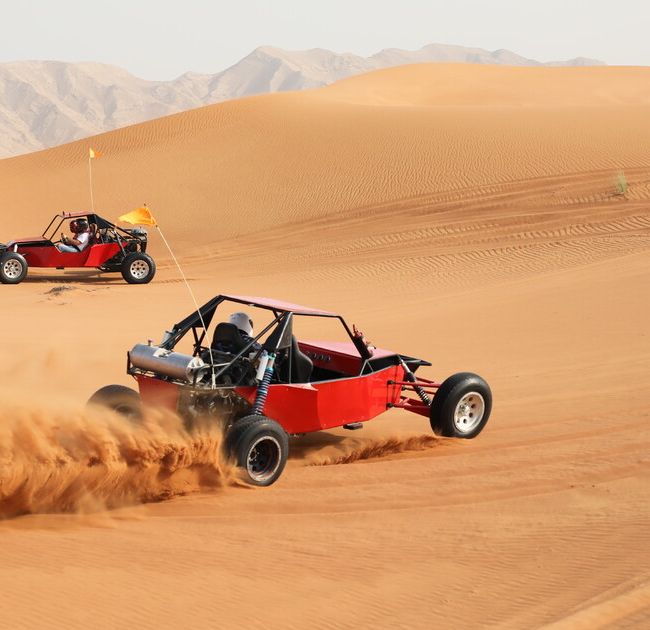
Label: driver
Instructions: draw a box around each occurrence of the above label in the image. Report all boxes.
[204,312,261,386]
[228,312,261,353]
[212,311,262,356]
[58,218,91,253]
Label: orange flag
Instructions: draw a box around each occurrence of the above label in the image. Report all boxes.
[118,206,158,226]
[89,148,102,159]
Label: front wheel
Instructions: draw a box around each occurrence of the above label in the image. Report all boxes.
[0,252,28,284]
[224,415,289,486]
[87,384,143,421]
[429,372,492,438]
[121,252,156,284]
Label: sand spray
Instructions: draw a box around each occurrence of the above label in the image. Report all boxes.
[0,405,238,519]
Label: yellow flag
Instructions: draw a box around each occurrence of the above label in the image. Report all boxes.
[119,206,158,227]
[89,148,102,159]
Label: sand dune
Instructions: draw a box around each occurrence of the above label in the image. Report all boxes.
[1,64,649,249]
[0,47,603,159]
[0,63,649,628]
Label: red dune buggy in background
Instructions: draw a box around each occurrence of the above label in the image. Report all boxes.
[0,211,156,284]
[90,295,492,486]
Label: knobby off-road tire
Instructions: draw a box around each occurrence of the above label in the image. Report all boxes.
[87,384,143,421]
[121,252,156,284]
[0,252,28,284]
[225,415,289,486]
[429,372,492,439]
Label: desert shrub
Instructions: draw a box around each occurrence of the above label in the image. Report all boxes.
[615,172,628,196]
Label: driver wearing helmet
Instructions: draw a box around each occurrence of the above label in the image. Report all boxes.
[226,312,262,354]
[58,218,91,253]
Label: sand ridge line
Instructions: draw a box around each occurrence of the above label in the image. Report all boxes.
[175,166,650,262]
[541,577,650,629]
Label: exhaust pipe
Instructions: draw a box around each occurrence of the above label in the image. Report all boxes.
[129,344,208,383]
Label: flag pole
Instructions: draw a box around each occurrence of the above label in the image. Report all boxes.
[119,205,216,387]
[88,150,95,212]
[154,223,217,388]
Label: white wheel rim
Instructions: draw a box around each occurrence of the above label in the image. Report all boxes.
[3,259,23,279]
[130,259,149,279]
[246,436,281,483]
[453,392,485,434]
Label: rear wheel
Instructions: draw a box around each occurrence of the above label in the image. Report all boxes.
[429,372,492,438]
[225,415,288,486]
[0,252,28,284]
[121,252,156,284]
[87,384,142,421]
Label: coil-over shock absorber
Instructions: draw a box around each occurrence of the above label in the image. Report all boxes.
[252,351,276,415]
[250,312,293,416]
[398,356,431,405]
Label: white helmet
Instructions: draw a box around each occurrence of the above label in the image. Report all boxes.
[228,312,254,336]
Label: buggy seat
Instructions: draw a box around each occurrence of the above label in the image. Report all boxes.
[277,336,313,384]
[211,322,248,354]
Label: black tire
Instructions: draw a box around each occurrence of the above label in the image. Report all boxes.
[0,252,28,284]
[224,415,289,486]
[121,252,156,284]
[429,372,492,439]
[87,384,142,421]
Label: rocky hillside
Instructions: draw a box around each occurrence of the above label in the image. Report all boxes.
[0,44,603,157]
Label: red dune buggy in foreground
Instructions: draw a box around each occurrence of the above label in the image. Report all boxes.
[0,211,155,284]
[90,295,492,486]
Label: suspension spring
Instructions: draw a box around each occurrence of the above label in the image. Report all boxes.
[399,357,431,406]
[252,353,276,415]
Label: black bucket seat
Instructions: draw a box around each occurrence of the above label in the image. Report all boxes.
[211,322,248,354]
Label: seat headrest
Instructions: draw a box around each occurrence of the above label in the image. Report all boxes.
[212,322,247,352]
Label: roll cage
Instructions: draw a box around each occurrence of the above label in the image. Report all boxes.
[150,295,429,390]
[42,212,146,246]
[158,295,371,380]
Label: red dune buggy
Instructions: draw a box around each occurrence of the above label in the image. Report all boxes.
[90,295,492,486]
[0,211,155,284]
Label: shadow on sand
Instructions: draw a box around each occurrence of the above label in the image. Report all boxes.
[23,271,124,285]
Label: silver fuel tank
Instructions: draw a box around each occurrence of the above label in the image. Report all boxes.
[129,344,207,383]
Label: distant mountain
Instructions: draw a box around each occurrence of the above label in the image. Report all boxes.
[0,44,605,157]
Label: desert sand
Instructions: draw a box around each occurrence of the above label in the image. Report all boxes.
[0,64,649,628]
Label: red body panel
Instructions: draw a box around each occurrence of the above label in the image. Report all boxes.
[84,243,121,266]
[134,365,405,434]
[136,375,181,409]
[14,242,121,268]
[235,364,404,433]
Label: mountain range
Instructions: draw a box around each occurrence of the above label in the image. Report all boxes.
[0,43,604,157]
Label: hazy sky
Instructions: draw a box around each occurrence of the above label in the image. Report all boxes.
[1,0,648,79]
